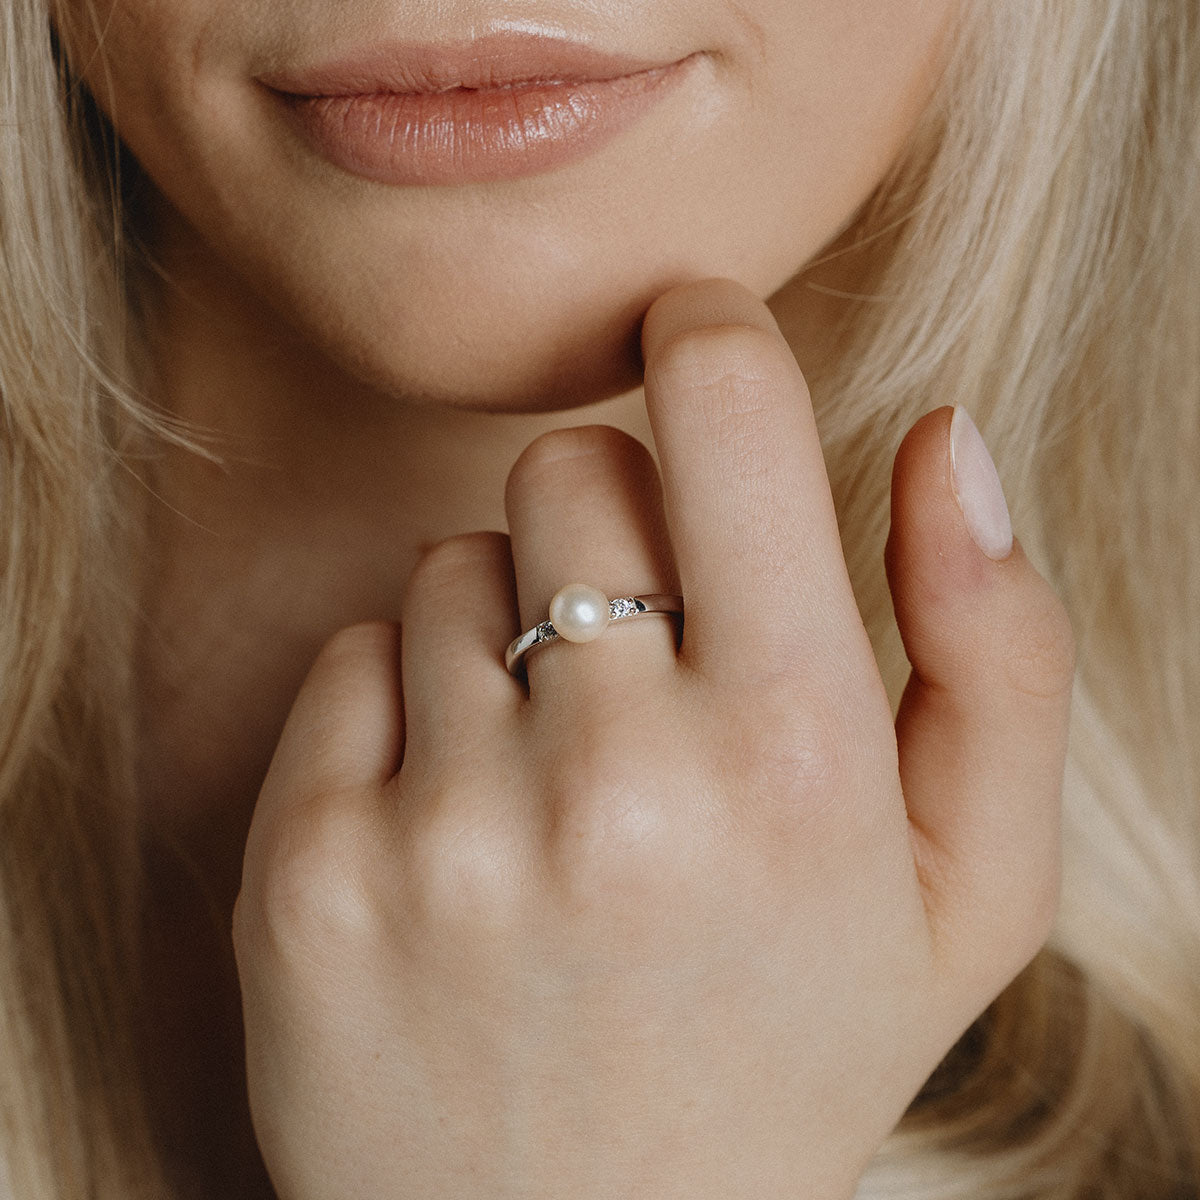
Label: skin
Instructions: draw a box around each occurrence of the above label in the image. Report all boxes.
[51,0,1075,1196]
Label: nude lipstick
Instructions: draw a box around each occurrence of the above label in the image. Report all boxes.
[257,32,698,187]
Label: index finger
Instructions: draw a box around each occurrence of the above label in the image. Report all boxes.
[640,278,874,693]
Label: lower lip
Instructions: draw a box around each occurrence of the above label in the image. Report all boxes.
[271,57,695,186]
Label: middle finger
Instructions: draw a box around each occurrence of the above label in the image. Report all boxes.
[640,277,880,698]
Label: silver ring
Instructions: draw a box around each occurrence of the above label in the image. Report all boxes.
[506,584,684,676]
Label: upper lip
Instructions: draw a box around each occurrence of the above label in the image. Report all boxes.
[256,31,684,97]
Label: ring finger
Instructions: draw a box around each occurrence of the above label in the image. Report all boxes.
[503,423,682,705]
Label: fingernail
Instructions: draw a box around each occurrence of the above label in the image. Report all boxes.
[949,406,1013,561]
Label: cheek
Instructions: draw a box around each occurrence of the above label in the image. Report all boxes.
[55,0,246,166]
[750,0,957,204]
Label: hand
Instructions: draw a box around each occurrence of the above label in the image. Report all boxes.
[233,278,1076,1199]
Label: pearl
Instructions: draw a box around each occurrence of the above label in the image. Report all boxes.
[548,583,611,643]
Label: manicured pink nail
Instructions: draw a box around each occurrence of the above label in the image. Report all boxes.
[949,406,1014,561]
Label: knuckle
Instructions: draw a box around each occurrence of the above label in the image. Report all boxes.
[1024,852,1064,954]
[648,323,796,478]
[1003,580,1078,702]
[544,722,647,827]
[724,671,863,791]
[937,831,1063,1005]
[650,322,787,413]
[403,531,509,601]
[739,707,844,796]
[506,424,643,499]
[403,791,525,934]
[724,703,850,834]
[229,888,255,961]
[237,796,377,961]
[715,679,901,864]
[642,278,760,332]
[990,855,1063,988]
[318,619,399,670]
[539,731,688,912]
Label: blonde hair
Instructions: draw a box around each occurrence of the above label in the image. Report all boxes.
[1,0,1197,1196]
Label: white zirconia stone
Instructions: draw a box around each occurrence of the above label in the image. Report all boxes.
[548,583,611,643]
[610,597,638,619]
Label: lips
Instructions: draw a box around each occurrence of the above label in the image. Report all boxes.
[257,31,698,186]
[256,31,686,97]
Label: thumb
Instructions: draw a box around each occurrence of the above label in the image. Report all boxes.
[884,405,1076,1015]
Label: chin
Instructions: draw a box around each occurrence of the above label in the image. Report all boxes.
[349,320,648,415]
[264,263,706,416]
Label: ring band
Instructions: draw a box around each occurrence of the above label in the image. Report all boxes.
[506,586,684,676]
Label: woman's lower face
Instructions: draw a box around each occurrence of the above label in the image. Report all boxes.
[53,0,958,412]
